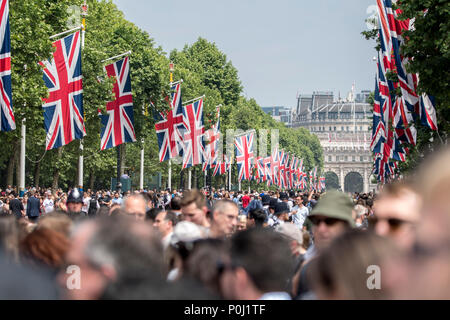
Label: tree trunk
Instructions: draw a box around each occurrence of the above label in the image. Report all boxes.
[6,141,19,186]
[34,160,41,188]
[52,147,63,190]
[89,171,95,191]
[120,144,126,176]
[193,167,198,189]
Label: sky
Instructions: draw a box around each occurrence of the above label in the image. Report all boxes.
[112,0,378,110]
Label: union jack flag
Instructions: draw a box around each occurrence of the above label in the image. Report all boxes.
[235,132,254,181]
[278,150,287,189]
[154,82,185,162]
[99,57,136,150]
[0,0,14,132]
[212,154,230,176]
[40,31,85,150]
[202,106,221,171]
[255,156,265,183]
[270,147,280,186]
[182,98,205,168]
[263,156,272,183]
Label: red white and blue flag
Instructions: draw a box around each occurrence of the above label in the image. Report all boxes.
[0,0,14,132]
[270,147,280,186]
[212,154,230,176]
[235,132,254,181]
[154,82,185,162]
[99,56,136,150]
[181,98,205,168]
[202,106,221,171]
[40,31,85,150]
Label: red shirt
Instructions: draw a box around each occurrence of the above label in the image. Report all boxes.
[242,195,250,208]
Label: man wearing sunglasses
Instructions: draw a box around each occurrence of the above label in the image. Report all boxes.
[294,190,354,299]
[372,180,421,251]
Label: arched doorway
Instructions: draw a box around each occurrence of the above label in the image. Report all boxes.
[325,171,340,190]
[344,172,363,193]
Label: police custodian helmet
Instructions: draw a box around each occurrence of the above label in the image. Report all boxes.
[67,188,83,204]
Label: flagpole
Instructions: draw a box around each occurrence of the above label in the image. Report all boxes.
[101,51,132,63]
[182,95,205,106]
[168,62,174,192]
[188,168,192,190]
[19,64,27,196]
[139,138,144,190]
[228,162,232,191]
[78,3,87,190]
[19,117,26,194]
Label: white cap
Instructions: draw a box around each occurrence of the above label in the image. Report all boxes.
[170,221,207,246]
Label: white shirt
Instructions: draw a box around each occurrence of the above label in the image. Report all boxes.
[43,198,54,214]
[162,232,173,250]
[82,197,91,213]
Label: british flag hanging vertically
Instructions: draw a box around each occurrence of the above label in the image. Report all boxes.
[0,0,14,132]
[235,132,254,181]
[99,56,136,150]
[181,98,205,168]
[154,82,185,162]
[40,31,85,150]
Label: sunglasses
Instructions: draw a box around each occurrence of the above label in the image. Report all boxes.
[309,216,341,226]
[372,216,407,230]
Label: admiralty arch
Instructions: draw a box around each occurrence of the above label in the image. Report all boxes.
[292,91,377,193]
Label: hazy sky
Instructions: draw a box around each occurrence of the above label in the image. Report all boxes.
[112,0,377,110]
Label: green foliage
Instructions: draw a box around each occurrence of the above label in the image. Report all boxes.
[362,0,450,174]
[0,0,323,190]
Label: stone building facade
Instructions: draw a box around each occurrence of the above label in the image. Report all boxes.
[292,92,376,193]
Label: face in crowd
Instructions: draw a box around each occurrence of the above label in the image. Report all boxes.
[124,194,146,221]
[372,182,421,250]
[211,201,239,238]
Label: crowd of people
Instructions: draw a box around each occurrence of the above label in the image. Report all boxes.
[0,147,449,300]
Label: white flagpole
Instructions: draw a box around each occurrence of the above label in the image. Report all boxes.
[188,168,192,190]
[101,51,132,63]
[182,95,205,106]
[78,5,87,190]
[168,160,172,190]
[140,138,144,190]
[49,25,82,39]
[20,118,26,193]
[19,64,27,195]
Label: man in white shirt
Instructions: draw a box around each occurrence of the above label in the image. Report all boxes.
[42,192,54,214]
[291,195,309,230]
[82,192,91,215]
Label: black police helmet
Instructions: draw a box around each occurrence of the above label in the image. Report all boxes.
[67,188,83,204]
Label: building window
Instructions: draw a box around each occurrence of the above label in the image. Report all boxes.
[328,156,332,162]
[352,156,355,162]
[360,156,363,162]
[334,126,336,131]
[344,156,348,162]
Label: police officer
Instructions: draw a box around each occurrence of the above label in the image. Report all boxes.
[67,188,87,221]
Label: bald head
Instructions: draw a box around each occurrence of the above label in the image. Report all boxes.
[124,194,147,221]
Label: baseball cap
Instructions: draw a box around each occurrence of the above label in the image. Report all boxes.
[275,223,303,245]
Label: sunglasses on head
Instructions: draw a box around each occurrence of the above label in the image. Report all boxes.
[309,216,341,226]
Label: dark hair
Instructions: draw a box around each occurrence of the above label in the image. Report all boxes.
[248,208,266,227]
[146,208,162,221]
[230,228,293,293]
[170,196,181,211]
[164,210,178,227]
